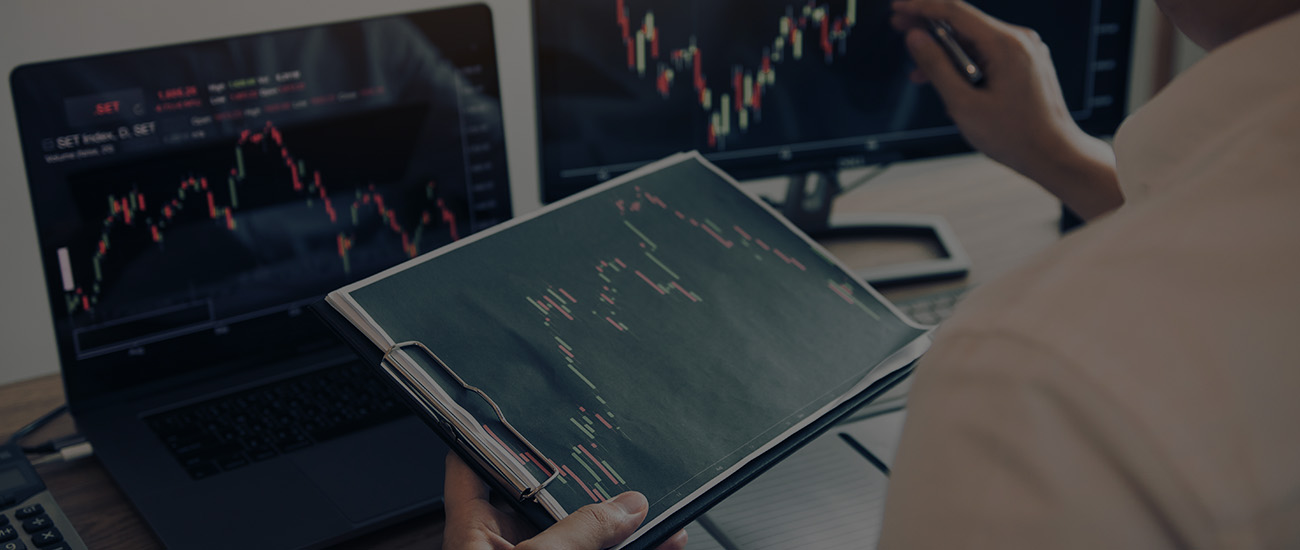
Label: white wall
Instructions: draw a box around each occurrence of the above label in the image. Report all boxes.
[0,0,543,386]
[1129,0,1165,107]
[1129,0,1206,107]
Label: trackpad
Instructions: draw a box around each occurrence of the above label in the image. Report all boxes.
[293,417,447,522]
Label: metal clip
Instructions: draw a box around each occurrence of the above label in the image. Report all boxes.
[382,340,561,501]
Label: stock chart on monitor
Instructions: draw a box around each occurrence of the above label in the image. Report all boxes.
[534,0,1134,201]
[10,5,511,397]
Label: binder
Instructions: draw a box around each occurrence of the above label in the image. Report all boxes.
[312,152,931,549]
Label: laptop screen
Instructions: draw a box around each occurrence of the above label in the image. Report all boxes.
[9,4,511,405]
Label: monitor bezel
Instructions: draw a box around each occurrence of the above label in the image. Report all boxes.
[529,0,1138,203]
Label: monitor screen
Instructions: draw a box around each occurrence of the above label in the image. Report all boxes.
[533,0,1135,202]
[10,4,511,403]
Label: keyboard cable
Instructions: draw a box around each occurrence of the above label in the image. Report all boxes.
[7,404,94,464]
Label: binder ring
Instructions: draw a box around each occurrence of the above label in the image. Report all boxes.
[382,340,562,501]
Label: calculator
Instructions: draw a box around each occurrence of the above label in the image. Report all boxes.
[0,443,86,550]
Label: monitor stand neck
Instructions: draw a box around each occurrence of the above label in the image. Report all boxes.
[777,168,971,287]
[780,170,840,233]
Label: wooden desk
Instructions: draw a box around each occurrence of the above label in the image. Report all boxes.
[0,154,1062,549]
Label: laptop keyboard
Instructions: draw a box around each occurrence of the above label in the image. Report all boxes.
[145,362,411,480]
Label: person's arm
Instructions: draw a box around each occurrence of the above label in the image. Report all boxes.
[442,452,689,550]
[892,0,1123,220]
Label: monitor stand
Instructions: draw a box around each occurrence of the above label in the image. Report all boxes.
[775,169,970,286]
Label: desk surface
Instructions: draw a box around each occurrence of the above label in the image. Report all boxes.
[0,154,1063,549]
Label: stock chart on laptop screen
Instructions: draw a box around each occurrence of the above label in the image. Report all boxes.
[10,4,512,400]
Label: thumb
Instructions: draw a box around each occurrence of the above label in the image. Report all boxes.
[522,492,650,550]
[904,27,973,104]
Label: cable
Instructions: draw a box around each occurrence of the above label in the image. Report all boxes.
[694,514,743,550]
[22,434,87,455]
[8,405,93,464]
[838,162,894,195]
[761,163,896,213]
[7,404,68,445]
[28,442,94,466]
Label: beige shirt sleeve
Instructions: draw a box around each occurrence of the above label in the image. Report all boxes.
[877,12,1300,548]
[878,330,1193,550]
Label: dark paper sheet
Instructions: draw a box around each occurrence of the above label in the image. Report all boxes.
[337,154,925,536]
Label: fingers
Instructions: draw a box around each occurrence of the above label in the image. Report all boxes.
[891,0,1002,46]
[656,528,689,550]
[903,28,970,102]
[892,0,1000,98]
[444,451,491,512]
[521,492,649,550]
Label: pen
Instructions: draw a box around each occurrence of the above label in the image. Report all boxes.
[926,19,985,85]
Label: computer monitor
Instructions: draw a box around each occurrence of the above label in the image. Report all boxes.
[9,4,513,403]
[532,0,1136,203]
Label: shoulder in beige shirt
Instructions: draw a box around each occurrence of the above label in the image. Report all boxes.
[880,11,1300,549]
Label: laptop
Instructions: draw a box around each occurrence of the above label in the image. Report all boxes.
[8,4,512,548]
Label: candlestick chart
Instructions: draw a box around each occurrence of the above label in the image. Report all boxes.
[61,104,470,344]
[615,0,860,150]
[496,176,888,509]
[534,0,919,200]
[346,158,923,520]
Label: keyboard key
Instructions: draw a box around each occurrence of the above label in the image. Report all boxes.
[272,430,312,452]
[0,514,7,525]
[0,538,25,550]
[215,453,249,471]
[29,527,61,548]
[20,515,51,534]
[11,506,41,520]
[0,525,15,542]
[244,437,278,462]
[186,462,220,480]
